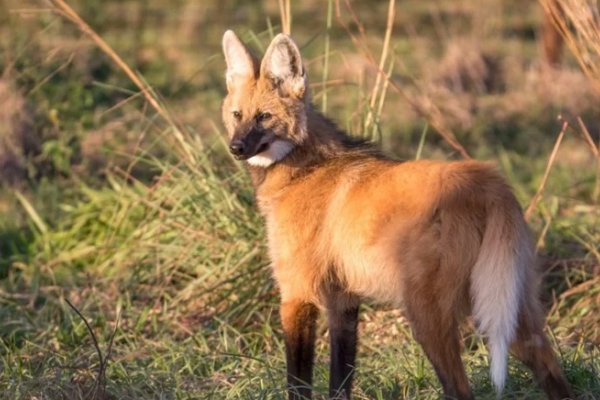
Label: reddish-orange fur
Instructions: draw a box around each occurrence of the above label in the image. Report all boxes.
[221,31,573,400]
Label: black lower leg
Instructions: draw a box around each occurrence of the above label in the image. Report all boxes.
[281,301,319,400]
[328,305,359,399]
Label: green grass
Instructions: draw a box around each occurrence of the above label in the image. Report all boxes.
[1,0,599,399]
[0,155,598,399]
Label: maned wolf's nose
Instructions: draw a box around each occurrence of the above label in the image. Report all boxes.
[229,140,245,156]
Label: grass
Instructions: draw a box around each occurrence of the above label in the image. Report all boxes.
[1,0,599,399]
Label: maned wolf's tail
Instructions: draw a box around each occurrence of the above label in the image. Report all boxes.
[470,200,531,395]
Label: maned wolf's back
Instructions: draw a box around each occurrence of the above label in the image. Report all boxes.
[264,157,517,307]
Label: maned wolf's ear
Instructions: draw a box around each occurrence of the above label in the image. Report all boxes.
[260,34,307,98]
[222,30,257,91]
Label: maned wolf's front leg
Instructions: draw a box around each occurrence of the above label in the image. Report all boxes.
[327,298,359,400]
[281,300,319,400]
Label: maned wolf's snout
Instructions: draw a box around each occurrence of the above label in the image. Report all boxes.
[229,140,245,157]
[228,128,269,160]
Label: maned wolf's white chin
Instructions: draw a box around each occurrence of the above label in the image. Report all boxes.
[247,139,295,167]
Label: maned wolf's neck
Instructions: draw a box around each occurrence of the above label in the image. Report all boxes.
[248,104,380,188]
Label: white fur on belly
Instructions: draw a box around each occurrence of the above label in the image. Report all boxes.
[247,139,294,167]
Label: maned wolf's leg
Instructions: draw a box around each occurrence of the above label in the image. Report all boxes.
[281,300,319,400]
[510,302,574,400]
[327,300,359,400]
[404,299,474,400]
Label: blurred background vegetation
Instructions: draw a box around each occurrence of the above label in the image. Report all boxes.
[0,0,598,398]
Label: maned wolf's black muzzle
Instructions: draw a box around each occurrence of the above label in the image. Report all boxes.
[229,128,269,159]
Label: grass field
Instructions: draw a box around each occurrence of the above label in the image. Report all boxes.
[0,0,599,399]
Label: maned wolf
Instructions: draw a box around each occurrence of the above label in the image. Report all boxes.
[221,30,573,400]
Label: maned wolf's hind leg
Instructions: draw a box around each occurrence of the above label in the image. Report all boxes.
[404,295,474,400]
[327,296,360,400]
[510,301,574,400]
[281,300,319,400]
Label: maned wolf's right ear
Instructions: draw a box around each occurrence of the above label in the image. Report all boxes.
[261,34,307,99]
[222,30,257,91]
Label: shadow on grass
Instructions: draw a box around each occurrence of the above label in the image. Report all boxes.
[0,222,32,279]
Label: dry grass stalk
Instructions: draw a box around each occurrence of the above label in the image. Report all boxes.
[577,117,600,202]
[46,0,197,164]
[540,0,600,94]
[335,0,471,158]
[335,0,375,65]
[65,298,120,400]
[321,0,334,113]
[525,121,569,221]
[278,0,291,35]
[577,117,600,158]
[540,0,565,66]
[363,0,395,137]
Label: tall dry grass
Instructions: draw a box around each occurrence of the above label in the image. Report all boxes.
[48,0,197,165]
[541,0,600,93]
[540,0,600,202]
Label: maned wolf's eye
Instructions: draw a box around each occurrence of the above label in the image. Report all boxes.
[257,112,272,122]
[232,111,242,121]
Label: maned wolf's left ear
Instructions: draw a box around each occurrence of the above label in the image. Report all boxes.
[222,30,257,91]
[261,34,307,98]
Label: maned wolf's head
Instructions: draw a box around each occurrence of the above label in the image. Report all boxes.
[221,30,309,167]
